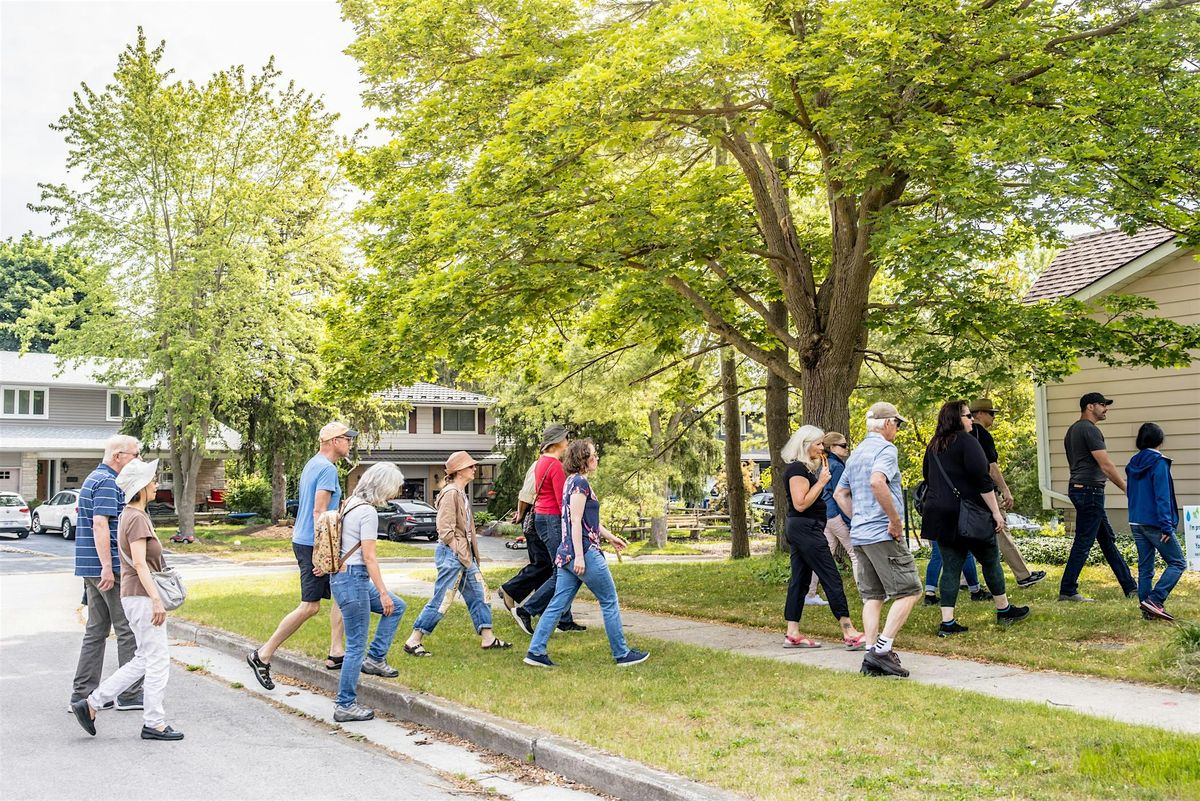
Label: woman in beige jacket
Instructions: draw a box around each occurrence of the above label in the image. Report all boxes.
[403,451,511,656]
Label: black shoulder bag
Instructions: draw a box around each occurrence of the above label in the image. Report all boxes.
[928,451,996,544]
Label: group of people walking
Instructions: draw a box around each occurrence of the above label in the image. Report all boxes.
[66,387,1187,739]
[780,392,1186,678]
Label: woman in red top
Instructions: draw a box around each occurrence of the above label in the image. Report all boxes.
[507,424,585,635]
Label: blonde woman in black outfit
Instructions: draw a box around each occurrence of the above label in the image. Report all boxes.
[779,425,866,650]
[921,401,1030,636]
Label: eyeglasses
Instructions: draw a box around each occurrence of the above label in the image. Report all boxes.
[118,451,140,457]
[892,418,906,430]
[831,443,848,450]
[961,412,974,419]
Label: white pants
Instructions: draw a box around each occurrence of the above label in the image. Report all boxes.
[88,596,170,729]
[808,516,859,596]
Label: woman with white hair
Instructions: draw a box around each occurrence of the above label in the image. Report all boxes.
[70,458,183,740]
[327,462,408,723]
[779,426,866,649]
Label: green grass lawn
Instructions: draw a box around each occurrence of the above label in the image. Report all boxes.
[618,540,703,558]
[156,526,429,559]
[178,574,1199,801]
[482,556,1200,688]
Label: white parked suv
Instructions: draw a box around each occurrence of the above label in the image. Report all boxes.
[0,492,32,538]
[33,489,80,539]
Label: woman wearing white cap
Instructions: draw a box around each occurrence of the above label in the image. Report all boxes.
[70,458,183,741]
[402,451,511,656]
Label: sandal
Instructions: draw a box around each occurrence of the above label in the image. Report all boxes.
[324,655,344,670]
[246,650,275,690]
[843,633,867,651]
[782,635,822,649]
[403,643,433,658]
[481,638,512,650]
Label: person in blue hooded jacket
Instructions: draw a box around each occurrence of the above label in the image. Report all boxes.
[1125,423,1185,622]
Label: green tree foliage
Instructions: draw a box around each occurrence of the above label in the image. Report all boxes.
[333,0,1200,440]
[29,32,349,536]
[0,235,97,352]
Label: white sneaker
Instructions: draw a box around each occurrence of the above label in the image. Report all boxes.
[804,595,829,606]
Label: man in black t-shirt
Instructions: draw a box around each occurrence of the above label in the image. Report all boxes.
[1058,392,1136,602]
[969,400,1045,589]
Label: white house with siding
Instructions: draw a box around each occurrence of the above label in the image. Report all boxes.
[0,351,239,505]
[1027,228,1199,530]
[349,383,503,508]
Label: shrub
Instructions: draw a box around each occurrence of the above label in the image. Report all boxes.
[225,474,272,518]
[1014,535,1137,566]
[473,510,496,527]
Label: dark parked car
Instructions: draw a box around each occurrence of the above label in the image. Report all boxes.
[377,499,438,541]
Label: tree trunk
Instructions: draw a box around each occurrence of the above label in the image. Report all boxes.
[270,447,286,522]
[175,441,203,539]
[765,304,791,553]
[799,358,856,436]
[722,346,750,559]
[650,481,669,549]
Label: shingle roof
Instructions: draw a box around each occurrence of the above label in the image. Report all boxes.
[1024,227,1177,302]
[0,422,241,453]
[376,383,496,407]
[0,351,150,389]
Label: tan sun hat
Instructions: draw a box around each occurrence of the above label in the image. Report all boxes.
[116,458,159,500]
[445,450,479,476]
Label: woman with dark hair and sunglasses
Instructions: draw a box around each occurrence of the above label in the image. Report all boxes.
[921,401,1029,637]
[1126,422,1185,621]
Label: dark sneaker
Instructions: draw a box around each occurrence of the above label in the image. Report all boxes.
[333,703,375,722]
[523,652,556,668]
[1016,570,1047,588]
[246,650,275,690]
[70,699,96,736]
[923,593,939,607]
[557,621,587,632]
[141,725,184,741]
[997,604,1031,624]
[860,658,885,677]
[115,693,143,711]
[1058,593,1094,603]
[937,621,969,637]
[1139,599,1175,622]
[1125,588,1139,599]
[862,648,910,678]
[360,657,399,678]
[615,649,650,667]
[970,589,993,602]
[512,606,534,636]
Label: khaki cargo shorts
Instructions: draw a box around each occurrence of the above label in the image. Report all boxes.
[853,539,922,601]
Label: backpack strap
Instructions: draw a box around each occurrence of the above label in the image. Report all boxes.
[337,497,372,564]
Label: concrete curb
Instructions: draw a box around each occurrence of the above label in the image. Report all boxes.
[168,619,743,801]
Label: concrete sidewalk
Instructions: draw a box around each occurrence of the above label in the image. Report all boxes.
[383,570,1200,736]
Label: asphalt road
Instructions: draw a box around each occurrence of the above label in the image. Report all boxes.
[0,569,473,801]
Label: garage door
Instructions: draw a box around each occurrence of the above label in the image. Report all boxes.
[0,469,19,493]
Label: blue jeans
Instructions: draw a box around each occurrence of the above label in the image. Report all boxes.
[412,543,493,635]
[330,566,405,707]
[1060,486,1135,596]
[528,548,629,660]
[1130,524,1186,606]
[521,514,575,623]
[924,541,979,593]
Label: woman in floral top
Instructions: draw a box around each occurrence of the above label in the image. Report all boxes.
[523,439,649,668]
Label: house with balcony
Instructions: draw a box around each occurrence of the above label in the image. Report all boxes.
[0,351,238,505]
[349,383,503,508]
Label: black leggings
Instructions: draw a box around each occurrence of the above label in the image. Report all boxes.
[785,517,850,621]
[938,539,1006,608]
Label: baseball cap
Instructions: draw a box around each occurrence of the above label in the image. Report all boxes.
[1079,392,1114,409]
[540,423,570,451]
[319,421,359,442]
[969,398,1000,414]
[866,402,906,425]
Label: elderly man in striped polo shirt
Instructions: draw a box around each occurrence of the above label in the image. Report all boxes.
[69,434,144,712]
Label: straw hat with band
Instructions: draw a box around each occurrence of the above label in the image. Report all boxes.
[116,458,160,501]
[969,398,1000,415]
[445,450,479,477]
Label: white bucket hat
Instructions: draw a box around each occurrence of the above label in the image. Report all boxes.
[116,458,159,500]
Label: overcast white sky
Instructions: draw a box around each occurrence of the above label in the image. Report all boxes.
[1,0,373,238]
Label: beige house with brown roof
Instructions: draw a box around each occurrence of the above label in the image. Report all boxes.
[1027,228,1199,529]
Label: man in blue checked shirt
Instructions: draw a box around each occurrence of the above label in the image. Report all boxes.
[70,435,144,711]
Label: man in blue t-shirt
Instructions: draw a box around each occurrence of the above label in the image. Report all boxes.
[70,434,144,710]
[834,402,922,679]
[246,422,356,690]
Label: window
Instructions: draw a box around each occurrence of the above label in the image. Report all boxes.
[442,407,476,432]
[1,386,48,418]
[107,391,134,421]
